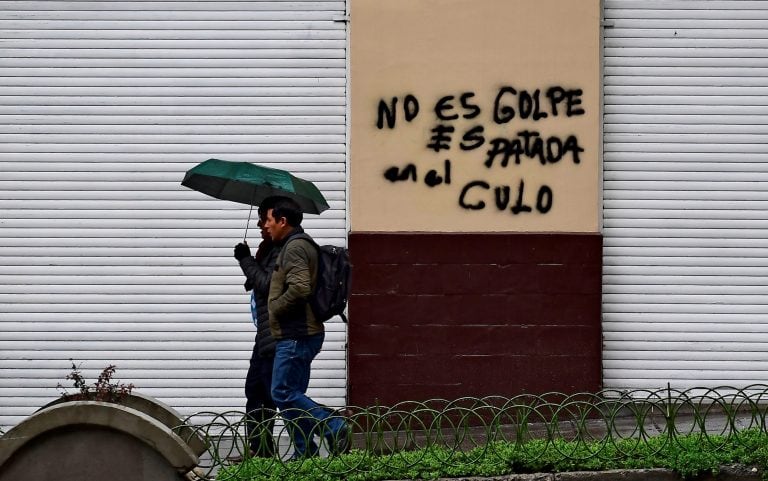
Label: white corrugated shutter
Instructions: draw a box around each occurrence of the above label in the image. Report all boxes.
[603,1,768,390]
[0,1,348,430]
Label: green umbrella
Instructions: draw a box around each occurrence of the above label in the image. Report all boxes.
[181,158,330,237]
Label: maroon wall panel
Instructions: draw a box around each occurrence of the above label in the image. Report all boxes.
[347,232,602,407]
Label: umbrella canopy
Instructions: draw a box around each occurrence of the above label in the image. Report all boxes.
[181,158,330,214]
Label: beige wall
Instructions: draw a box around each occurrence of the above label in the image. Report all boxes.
[350,0,601,232]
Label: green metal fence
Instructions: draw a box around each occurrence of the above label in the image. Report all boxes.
[179,385,768,479]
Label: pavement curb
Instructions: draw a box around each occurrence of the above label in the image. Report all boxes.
[390,464,762,481]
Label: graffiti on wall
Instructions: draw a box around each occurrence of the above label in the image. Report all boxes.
[377,86,586,215]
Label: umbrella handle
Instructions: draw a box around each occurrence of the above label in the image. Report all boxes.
[243,189,257,241]
[244,202,253,241]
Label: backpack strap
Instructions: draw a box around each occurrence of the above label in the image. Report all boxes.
[281,232,319,288]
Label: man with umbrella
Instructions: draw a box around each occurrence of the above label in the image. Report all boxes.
[231,197,280,460]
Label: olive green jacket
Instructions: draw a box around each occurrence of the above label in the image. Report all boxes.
[268,228,322,340]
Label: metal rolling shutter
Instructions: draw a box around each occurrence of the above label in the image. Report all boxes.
[0,1,348,430]
[603,1,768,390]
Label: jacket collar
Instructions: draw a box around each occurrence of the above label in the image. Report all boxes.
[275,226,305,247]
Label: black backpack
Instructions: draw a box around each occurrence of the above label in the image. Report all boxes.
[289,234,351,323]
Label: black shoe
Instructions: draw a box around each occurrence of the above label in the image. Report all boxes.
[287,449,318,462]
[225,450,254,464]
[327,423,352,455]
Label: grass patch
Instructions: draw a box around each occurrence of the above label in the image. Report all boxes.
[217,429,768,481]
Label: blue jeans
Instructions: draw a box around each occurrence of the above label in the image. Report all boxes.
[271,334,344,456]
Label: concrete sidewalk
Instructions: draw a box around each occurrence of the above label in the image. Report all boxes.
[423,465,761,481]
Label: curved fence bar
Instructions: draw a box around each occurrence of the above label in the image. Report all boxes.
[160,385,768,479]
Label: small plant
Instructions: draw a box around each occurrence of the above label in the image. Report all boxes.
[57,361,135,404]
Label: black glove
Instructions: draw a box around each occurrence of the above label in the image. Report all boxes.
[234,242,251,261]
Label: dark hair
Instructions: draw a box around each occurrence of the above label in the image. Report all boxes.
[257,196,280,221]
[270,196,303,227]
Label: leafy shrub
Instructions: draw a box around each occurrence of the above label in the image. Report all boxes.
[217,429,768,481]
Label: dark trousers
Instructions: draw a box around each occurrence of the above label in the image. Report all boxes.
[245,340,277,456]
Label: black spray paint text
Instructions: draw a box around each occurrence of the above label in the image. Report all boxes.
[377,86,586,216]
[376,86,584,129]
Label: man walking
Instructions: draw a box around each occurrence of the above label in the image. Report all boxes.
[231,199,280,460]
[264,196,350,459]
